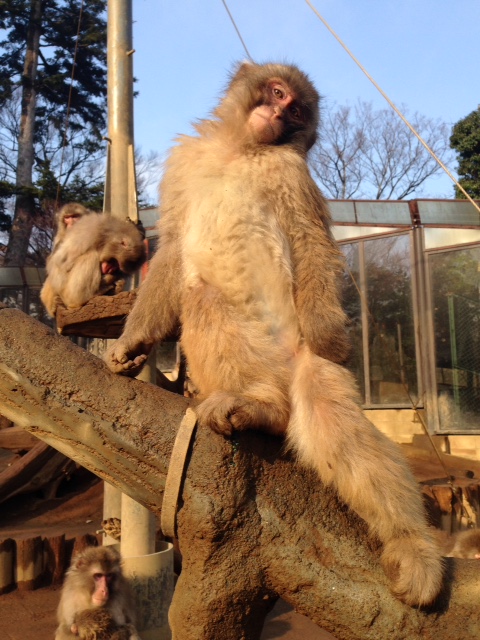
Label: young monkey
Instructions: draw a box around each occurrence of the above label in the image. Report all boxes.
[105,62,444,607]
[55,546,139,640]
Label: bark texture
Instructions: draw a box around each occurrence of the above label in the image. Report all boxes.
[0,307,478,640]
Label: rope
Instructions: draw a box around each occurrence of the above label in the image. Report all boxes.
[160,408,198,538]
[54,0,85,209]
[220,0,253,61]
[305,0,480,216]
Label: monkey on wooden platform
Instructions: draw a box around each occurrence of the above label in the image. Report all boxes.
[55,546,139,640]
[105,62,443,606]
[41,208,146,316]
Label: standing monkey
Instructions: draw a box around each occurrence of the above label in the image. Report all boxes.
[41,211,146,316]
[55,546,139,640]
[105,62,443,606]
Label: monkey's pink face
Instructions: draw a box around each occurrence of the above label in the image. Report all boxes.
[91,571,114,606]
[102,259,120,275]
[64,214,81,228]
[248,80,305,144]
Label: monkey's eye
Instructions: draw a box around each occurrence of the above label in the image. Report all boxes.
[272,86,285,100]
[93,573,103,581]
[290,105,302,120]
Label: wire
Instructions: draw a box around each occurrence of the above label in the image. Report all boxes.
[220,0,254,61]
[55,0,85,209]
[305,0,480,216]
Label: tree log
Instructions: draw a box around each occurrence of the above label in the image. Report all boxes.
[0,307,478,639]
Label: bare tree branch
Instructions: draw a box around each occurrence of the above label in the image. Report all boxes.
[0,307,478,639]
[311,100,454,200]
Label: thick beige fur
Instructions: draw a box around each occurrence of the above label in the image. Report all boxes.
[105,62,443,606]
[41,212,145,316]
[55,546,138,640]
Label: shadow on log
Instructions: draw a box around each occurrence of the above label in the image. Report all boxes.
[0,307,478,640]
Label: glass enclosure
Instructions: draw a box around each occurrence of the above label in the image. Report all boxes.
[341,233,419,407]
[333,198,480,434]
[428,245,480,430]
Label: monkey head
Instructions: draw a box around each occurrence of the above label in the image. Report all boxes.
[57,203,92,230]
[215,62,320,154]
[96,218,147,277]
[70,545,122,607]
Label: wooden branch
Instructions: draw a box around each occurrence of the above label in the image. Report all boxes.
[0,307,478,640]
[55,290,137,338]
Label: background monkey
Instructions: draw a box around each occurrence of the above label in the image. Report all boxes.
[41,211,146,316]
[438,529,480,559]
[55,546,139,640]
[52,203,94,250]
[105,62,443,606]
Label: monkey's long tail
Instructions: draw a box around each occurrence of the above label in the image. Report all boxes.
[286,346,443,607]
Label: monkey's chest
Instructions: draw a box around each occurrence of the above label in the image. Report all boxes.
[184,194,296,328]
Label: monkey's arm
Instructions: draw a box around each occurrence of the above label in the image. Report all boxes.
[290,211,350,363]
[104,235,182,376]
[40,277,59,317]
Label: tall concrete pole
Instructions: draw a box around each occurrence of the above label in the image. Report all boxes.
[103,0,155,557]
[104,0,138,222]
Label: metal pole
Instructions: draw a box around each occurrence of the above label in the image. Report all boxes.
[103,0,155,557]
[105,0,138,221]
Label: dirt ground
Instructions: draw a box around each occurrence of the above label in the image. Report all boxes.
[0,586,336,639]
[0,471,336,640]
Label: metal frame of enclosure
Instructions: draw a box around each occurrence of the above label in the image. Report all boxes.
[330,199,480,435]
[1,199,479,435]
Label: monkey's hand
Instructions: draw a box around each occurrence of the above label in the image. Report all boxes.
[104,339,151,377]
[113,278,126,294]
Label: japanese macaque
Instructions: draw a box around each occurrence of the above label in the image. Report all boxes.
[55,546,139,640]
[52,203,94,250]
[41,211,146,316]
[440,529,480,559]
[72,608,139,640]
[104,62,444,606]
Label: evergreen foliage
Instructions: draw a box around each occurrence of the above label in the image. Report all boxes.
[450,106,480,199]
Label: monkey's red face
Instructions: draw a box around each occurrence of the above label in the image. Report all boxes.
[64,214,82,228]
[101,259,120,275]
[91,571,114,606]
[249,79,305,144]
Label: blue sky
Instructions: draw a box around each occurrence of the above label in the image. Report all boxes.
[131,1,480,202]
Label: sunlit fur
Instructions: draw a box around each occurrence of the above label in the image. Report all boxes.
[105,62,443,606]
[41,211,146,316]
[55,547,138,640]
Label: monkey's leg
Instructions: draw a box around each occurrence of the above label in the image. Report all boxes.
[54,623,77,640]
[181,284,291,436]
[60,252,102,309]
[287,347,443,607]
[40,278,59,317]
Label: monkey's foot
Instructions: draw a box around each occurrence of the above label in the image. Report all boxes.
[103,341,150,377]
[196,392,287,437]
[381,533,444,607]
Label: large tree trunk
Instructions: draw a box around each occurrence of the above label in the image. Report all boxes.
[4,0,42,266]
[0,307,478,640]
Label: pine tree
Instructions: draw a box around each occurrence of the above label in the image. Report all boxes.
[450,106,480,199]
[0,0,107,265]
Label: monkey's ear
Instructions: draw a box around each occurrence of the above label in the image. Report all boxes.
[232,60,256,81]
[73,555,88,570]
